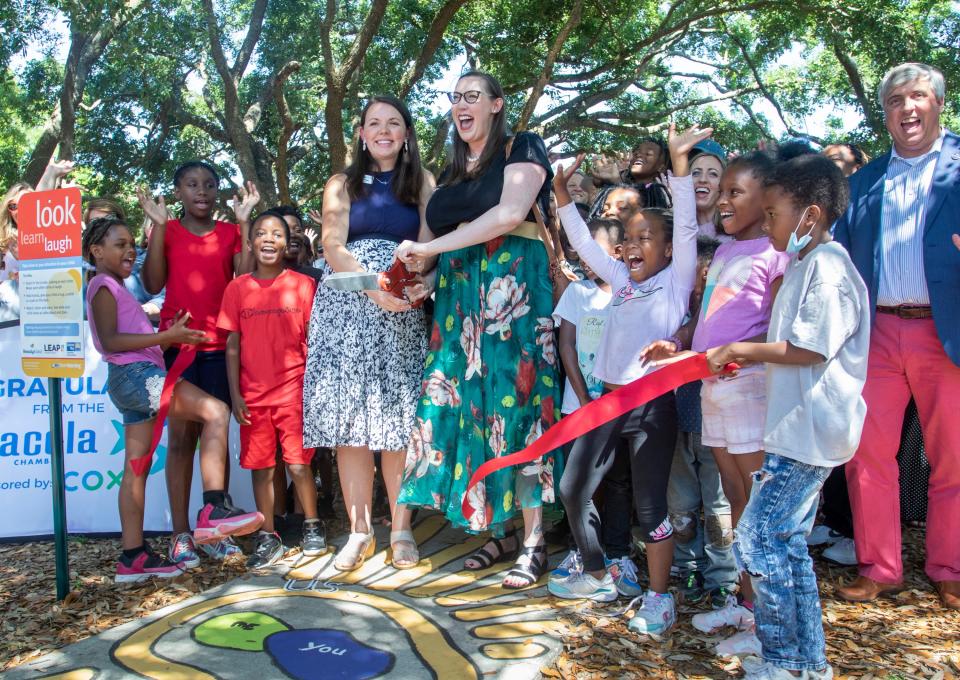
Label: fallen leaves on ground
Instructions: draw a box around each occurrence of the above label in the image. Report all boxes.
[543,528,960,679]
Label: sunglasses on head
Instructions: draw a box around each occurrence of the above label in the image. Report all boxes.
[445,90,490,105]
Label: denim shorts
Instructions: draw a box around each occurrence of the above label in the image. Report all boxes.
[163,347,232,408]
[107,361,166,425]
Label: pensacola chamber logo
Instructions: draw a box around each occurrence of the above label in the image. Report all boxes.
[0,374,166,492]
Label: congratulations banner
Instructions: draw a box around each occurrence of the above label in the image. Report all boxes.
[0,322,252,538]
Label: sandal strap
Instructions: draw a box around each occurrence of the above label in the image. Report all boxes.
[390,529,415,545]
[504,545,547,586]
[465,534,518,570]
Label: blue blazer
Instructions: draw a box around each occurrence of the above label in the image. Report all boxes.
[834,131,960,366]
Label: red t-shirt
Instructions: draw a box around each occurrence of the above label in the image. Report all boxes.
[159,219,241,351]
[217,269,316,407]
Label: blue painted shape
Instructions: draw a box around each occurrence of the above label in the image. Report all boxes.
[265,629,394,679]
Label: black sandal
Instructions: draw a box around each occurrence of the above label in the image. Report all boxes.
[463,529,519,571]
[502,543,548,589]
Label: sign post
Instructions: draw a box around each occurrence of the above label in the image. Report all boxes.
[17,187,85,600]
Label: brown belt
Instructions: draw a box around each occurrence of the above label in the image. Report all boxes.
[877,305,933,319]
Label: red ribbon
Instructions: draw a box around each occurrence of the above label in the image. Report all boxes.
[130,346,197,477]
[460,353,736,521]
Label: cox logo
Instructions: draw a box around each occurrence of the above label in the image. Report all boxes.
[65,469,123,492]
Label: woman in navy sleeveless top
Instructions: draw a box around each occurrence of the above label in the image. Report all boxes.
[302,96,435,571]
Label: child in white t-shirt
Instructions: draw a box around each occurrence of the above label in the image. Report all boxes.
[548,124,705,638]
[704,154,869,680]
[551,217,643,597]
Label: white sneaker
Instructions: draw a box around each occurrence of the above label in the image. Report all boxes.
[806,525,844,546]
[822,538,857,566]
[550,549,582,582]
[715,628,762,657]
[692,594,754,633]
[607,556,643,598]
[804,664,834,679]
[547,570,618,602]
[742,656,800,679]
[626,590,676,638]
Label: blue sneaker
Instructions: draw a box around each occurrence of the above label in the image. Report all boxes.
[548,570,618,602]
[550,549,581,582]
[626,590,676,639]
[606,556,643,597]
[199,536,243,561]
[169,532,200,569]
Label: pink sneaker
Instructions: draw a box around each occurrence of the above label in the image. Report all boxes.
[194,500,264,544]
[115,547,184,583]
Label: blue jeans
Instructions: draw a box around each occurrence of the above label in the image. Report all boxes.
[668,431,737,591]
[735,453,832,672]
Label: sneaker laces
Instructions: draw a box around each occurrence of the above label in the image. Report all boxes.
[612,556,639,583]
[255,533,280,556]
[557,549,581,572]
[171,532,194,555]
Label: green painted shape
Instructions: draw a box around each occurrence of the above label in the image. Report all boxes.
[193,611,290,652]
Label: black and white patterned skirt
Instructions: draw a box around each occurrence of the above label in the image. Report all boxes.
[302,238,428,451]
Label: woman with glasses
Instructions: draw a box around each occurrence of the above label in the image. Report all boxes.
[395,71,562,589]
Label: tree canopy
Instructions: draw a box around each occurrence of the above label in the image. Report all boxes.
[2,0,958,215]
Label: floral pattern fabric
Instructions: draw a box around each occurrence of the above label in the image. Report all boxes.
[398,234,563,535]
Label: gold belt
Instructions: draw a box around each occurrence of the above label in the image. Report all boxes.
[456,220,542,242]
[506,221,541,240]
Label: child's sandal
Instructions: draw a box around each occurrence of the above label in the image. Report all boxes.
[463,528,519,571]
[502,543,548,589]
[389,530,419,570]
[333,532,375,571]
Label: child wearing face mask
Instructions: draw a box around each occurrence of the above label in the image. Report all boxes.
[642,150,790,658]
[703,153,869,680]
[547,124,703,639]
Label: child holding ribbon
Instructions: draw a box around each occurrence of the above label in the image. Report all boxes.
[547,123,704,638]
[703,153,869,680]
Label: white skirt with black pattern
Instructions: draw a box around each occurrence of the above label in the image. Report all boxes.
[302,238,428,451]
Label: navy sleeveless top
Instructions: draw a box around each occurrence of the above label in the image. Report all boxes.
[347,170,420,243]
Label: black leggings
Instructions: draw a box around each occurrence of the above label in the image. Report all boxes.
[559,392,678,572]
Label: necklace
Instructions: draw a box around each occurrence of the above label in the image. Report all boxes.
[467,152,481,162]
[374,176,391,185]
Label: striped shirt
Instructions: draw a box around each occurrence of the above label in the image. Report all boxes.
[877,133,944,306]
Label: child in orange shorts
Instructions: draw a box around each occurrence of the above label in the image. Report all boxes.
[218,209,326,568]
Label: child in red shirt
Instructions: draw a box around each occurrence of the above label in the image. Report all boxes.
[138,161,261,567]
[219,211,326,567]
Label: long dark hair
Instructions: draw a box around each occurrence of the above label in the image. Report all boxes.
[443,71,509,186]
[344,95,424,205]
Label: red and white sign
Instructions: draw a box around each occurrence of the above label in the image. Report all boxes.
[17,188,85,378]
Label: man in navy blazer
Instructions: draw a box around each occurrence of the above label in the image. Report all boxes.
[834,62,960,609]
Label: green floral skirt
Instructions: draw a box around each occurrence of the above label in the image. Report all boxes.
[397,234,563,536]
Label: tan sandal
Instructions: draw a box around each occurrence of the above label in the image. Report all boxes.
[390,530,419,570]
[334,532,375,571]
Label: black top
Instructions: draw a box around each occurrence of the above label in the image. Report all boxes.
[426,132,554,237]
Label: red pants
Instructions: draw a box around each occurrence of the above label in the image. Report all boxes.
[846,314,960,583]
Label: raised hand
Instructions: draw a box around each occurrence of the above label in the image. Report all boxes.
[37,158,76,190]
[668,122,713,177]
[552,154,586,208]
[304,227,320,248]
[589,153,626,184]
[232,181,261,223]
[136,186,170,227]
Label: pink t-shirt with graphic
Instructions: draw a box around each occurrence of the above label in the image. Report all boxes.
[86,273,165,368]
[691,237,789,352]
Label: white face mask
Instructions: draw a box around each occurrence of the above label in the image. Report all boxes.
[786,207,814,255]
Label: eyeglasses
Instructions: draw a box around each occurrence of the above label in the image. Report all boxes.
[446,90,489,105]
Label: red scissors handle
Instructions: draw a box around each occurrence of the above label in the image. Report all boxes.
[379,259,425,308]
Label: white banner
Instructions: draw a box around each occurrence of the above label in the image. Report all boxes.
[0,320,252,538]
